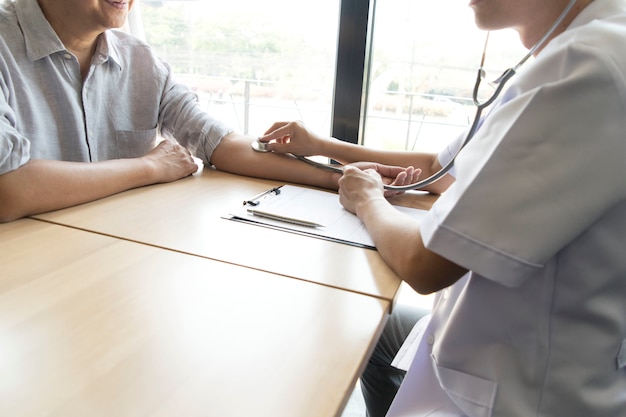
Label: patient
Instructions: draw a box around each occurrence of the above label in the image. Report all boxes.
[0,0,417,223]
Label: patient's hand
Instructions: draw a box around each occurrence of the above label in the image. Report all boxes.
[349,162,421,198]
[143,139,199,183]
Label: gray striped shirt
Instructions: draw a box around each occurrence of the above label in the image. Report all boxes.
[0,0,232,175]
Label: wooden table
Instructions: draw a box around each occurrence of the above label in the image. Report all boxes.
[0,219,389,417]
[33,168,435,303]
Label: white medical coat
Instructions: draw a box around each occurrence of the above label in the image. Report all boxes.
[388,1,626,416]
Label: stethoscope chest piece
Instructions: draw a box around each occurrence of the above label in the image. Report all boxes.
[251,139,270,153]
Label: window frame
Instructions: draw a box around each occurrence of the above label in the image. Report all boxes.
[130,0,377,145]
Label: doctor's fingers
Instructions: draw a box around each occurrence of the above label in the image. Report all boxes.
[262,134,319,157]
[340,166,383,191]
[261,120,309,142]
[338,168,384,213]
[262,120,291,136]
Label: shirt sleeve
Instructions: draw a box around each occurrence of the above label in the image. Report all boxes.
[156,59,233,166]
[421,43,626,287]
[0,91,30,175]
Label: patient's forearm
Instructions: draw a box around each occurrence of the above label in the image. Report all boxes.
[0,158,156,222]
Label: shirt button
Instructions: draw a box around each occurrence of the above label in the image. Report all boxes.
[442,289,449,300]
[427,335,435,345]
[64,53,72,60]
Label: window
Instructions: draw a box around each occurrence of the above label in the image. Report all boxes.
[134,0,527,153]
[134,0,340,138]
[362,0,528,152]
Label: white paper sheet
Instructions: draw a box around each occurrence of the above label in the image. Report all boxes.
[228,184,429,249]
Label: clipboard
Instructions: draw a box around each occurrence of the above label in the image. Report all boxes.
[226,184,429,249]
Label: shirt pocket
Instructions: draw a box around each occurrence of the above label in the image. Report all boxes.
[431,355,497,417]
[115,127,158,159]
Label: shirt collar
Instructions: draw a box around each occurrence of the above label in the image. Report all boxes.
[99,31,124,71]
[16,0,66,61]
[15,0,123,71]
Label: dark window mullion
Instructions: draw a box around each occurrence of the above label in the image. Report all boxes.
[331,0,372,144]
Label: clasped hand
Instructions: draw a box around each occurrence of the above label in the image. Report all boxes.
[339,163,421,214]
[143,139,199,183]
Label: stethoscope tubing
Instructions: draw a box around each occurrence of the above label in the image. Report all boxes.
[255,0,577,192]
[284,64,515,192]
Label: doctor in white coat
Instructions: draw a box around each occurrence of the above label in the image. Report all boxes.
[337,0,626,416]
[262,0,626,415]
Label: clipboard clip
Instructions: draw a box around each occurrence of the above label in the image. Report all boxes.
[243,186,282,206]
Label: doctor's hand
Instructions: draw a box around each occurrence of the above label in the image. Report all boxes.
[338,164,421,214]
[259,120,328,156]
[338,165,385,214]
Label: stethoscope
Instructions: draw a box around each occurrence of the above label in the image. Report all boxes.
[253,0,578,191]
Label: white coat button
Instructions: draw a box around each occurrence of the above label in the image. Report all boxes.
[64,53,72,60]
[427,335,435,345]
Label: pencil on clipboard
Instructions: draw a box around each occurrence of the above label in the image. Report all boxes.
[246,209,325,228]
